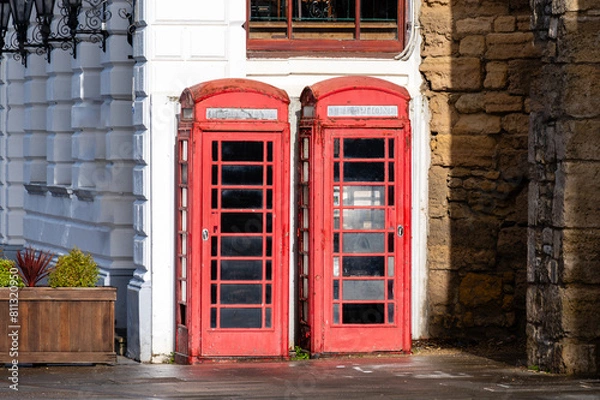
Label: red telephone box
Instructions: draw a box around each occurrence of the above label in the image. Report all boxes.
[175,79,290,363]
[298,76,411,355]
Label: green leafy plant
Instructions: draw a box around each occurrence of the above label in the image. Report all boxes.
[48,247,99,288]
[0,259,24,287]
[291,346,310,360]
[16,247,55,287]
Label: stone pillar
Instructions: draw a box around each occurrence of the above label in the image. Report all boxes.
[95,0,136,331]
[71,43,102,191]
[0,59,26,251]
[23,56,47,185]
[46,51,73,187]
[528,0,600,376]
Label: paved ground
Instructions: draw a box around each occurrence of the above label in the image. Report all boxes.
[2,352,600,399]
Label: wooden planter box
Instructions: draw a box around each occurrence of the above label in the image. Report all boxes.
[0,287,116,364]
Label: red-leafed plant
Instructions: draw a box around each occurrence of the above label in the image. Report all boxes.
[16,247,55,287]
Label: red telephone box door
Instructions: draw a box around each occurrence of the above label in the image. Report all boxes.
[321,129,408,353]
[200,133,286,356]
[176,79,290,362]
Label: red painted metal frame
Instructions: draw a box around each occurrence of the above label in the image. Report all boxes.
[299,76,412,355]
[176,79,291,363]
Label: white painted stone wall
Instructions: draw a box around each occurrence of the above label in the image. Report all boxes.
[0,1,135,330]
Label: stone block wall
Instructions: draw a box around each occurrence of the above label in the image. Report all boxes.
[420,0,534,340]
[528,0,600,375]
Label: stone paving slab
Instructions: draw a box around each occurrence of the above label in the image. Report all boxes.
[2,354,600,399]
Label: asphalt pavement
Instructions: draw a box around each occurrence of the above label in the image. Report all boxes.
[2,352,600,399]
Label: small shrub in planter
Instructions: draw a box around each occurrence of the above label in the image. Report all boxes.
[48,247,99,287]
[0,247,116,364]
[0,259,24,288]
[16,247,54,287]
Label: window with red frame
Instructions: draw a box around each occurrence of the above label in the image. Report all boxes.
[248,0,406,55]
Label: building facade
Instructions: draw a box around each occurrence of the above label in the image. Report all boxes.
[0,0,598,374]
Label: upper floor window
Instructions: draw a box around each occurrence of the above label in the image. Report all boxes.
[247,0,406,57]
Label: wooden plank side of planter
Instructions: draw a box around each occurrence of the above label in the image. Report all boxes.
[0,287,117,364]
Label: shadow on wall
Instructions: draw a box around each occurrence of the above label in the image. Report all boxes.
[421,0,534,344]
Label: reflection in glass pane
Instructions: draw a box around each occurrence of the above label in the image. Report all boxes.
[220,284,262,304]
[211,284,217,304]
[221,213,263,233]
[302,138,309,159]
[343,233,385,253]
[334,233,339,253]
[220,308,262,328]
[266,308,272,328]
[388,303,394,324]
[212,166,218,185]
[334,162,340,182]
[333,186,340,206]
[302,162,309,182]
[342,280,385,300]
[344,139,385,158]
[334,138,340,158]
[333,304,340,324]
[212,141,218,161]
[181,164,188,185]
[211,308,217,328]
[222,141,263,161]
[343,209,385,229]
[211,260,218,280]
[266,261,272,280]
[222,190,263,209]
[222,166,263,185]
[181,187,187,207]
[343,186,384,206]
[333,280,339,299]
[388,280,394,300]
[211,237,217,256]
[334,209,340,229]
[221,260,262,280]
[344,162,385,182]
[388,256,395,277]
[181,210,187,231]
[333,256,340,277]
[342,303,384,324]
[212,189,218,208]
[221,236,263,256]
[343,256,385,276]
[267,166,273,185]
[181,140,188,162]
